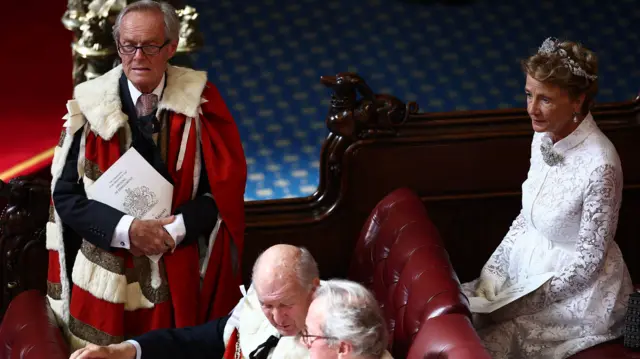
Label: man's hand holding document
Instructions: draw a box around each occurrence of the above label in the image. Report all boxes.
[87,148,175,263]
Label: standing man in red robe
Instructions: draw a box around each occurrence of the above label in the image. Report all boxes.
[46,0,246,350]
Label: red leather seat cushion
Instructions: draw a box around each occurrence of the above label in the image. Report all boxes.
[407,314,491,359]
[0,290,69,359]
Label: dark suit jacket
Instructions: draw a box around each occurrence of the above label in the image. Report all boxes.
[134,315,229,359]
[52,74,219,281]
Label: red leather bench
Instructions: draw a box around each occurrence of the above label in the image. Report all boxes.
[349,188,491,358]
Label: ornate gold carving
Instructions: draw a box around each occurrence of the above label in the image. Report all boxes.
[176,6,203,54]
[62,0,88,32]
[74,14,117,59]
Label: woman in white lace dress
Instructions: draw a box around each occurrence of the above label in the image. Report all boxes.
[461,37,634,359]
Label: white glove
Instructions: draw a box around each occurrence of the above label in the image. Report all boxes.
[474,277,500,301]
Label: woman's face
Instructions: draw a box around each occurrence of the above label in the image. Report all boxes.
[525,74,584,141]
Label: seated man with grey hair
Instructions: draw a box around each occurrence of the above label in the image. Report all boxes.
[69,244,320,359]
[300,279,393,359]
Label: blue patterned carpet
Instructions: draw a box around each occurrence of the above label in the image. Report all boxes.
[186,0,640,201]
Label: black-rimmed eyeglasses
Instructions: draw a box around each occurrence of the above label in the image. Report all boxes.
[117,40,170,56]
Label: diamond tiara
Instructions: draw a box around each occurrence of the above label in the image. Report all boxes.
[538,37,598,81]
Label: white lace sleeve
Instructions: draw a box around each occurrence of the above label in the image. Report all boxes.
[481,134,537,282]
[494,164,622,320]
[480,210,527,283]
[546,163,622,303]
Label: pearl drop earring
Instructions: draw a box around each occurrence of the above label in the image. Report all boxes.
[573,112,579,123]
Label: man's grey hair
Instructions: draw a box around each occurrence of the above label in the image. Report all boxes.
[315,279,388,358]
[112,0,180,43]
[251,246,319,291]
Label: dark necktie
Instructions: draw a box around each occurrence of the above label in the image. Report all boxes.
[249,335,280,359]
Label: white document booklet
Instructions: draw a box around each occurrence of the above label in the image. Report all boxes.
[468,272,554,314]
[87,148,174,262]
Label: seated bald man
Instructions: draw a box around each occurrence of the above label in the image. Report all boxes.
[70,244,320,359]
[300,279,393,359]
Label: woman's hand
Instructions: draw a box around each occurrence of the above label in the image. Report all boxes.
[475,276,500,301]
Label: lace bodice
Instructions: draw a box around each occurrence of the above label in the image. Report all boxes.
[523,118,621,246]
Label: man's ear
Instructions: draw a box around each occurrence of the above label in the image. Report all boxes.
[310,278,321,295]
[337,341,353,357]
